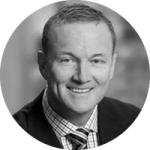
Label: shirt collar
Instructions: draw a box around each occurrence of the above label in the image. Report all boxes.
[42,88,98,137]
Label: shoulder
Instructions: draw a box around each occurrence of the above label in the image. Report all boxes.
[98,97,140,126]
[13,90,44,131]
[97,97,141,144]
[100,97,140,111]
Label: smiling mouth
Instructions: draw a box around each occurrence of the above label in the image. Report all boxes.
[67,87,93,94]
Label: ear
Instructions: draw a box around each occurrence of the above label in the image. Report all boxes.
[38,50,48,80]
[110,53,117,80]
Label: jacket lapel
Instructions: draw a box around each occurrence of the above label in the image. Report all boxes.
[97,97,123,145]
[29,90,63,148]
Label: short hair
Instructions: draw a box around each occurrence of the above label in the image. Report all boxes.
[42,3,116,55]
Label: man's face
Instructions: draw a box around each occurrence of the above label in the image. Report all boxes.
[44,22,116,114]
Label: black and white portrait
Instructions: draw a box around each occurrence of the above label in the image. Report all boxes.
[0,0,149,150]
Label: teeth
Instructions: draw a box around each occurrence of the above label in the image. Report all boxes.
[69,88,91,93]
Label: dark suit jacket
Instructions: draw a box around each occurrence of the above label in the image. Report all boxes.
[13,91,140,148]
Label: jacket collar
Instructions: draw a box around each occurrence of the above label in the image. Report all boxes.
[34,90,118,147]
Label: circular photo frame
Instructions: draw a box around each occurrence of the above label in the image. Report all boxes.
[0,0,149,149]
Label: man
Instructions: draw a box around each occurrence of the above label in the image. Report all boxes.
[14,3,140,149]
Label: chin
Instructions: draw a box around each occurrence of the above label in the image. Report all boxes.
[67,101,96,115]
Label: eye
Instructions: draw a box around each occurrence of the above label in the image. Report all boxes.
[61,58,71,62]
[91,58,105,64]
[58,57,75,65]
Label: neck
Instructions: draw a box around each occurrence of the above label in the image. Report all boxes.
[47,89,94,127]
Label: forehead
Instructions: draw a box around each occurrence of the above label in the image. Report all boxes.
[48,22,113,56]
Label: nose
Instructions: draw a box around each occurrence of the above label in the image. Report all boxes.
[72,61,91,84]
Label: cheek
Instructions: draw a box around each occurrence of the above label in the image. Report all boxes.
[91,67,112,84]
[50,64,74,84]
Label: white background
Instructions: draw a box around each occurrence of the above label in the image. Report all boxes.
[0,0,150,150]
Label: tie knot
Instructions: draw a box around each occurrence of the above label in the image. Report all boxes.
[67,128,89,149]
[76,128,89,141]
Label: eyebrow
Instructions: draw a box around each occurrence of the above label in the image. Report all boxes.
[91,54,105,58]
[56,52,77,58]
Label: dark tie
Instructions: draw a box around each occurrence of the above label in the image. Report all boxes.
[66,128,89,150]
